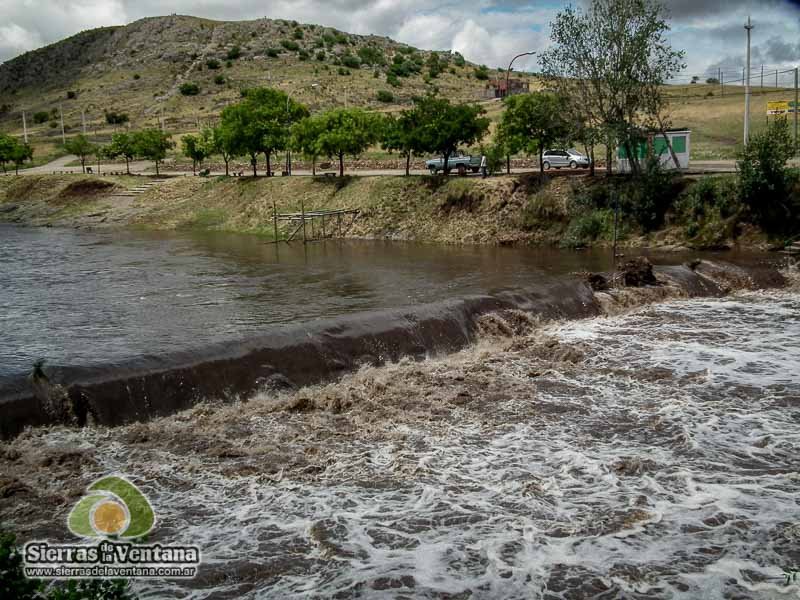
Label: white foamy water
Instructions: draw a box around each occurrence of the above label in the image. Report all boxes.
[8,289,800,599]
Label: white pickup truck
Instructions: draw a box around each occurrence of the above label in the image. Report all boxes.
[425,154,483,175]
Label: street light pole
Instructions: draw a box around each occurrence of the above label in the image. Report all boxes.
[504,51,536,174]
[744,16,753,146]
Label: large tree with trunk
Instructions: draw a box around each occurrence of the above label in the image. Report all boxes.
[304,108,382,177]
[539,0,685,175]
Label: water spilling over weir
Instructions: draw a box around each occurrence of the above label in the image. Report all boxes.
[2,268,798,598]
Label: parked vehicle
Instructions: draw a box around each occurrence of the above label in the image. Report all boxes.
[541,149,591,170]
[426,154,483,175]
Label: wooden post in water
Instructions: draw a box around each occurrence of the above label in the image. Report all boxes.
[321,214,326,239]
[301,200,307,244]
[337,213,342,238]
[273,201,279,243]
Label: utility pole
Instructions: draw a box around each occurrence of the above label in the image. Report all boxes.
[775,69,779,89]
[59,104,66,145]
[720,71,724,97]
[795,67,798,155]
[81,108,86,135]
[22,110,28,143]
[744,16,753,146]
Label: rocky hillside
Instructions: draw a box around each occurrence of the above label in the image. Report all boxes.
[0,15,511,138]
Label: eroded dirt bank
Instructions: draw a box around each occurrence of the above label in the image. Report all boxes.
[0,173,772,248]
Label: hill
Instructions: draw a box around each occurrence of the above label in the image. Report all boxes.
[0,14,795,164]
[0,15,513,150]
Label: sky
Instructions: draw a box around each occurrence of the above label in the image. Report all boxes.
[0,0,799,82]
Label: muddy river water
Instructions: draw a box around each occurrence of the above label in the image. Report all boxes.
[1,224,798,598]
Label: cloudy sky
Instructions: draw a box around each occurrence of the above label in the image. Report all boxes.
[0,0,799,81]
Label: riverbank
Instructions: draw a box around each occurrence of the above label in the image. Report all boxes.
[0,172,774,249]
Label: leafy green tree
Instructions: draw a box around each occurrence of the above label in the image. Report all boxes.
[181,133,210,175]
[499,92,570,174]
[0,530,38,599]
[106,133,137,174]
[10,140,33,174]
[304,108,382,176]
[64,134,98,174]
[290,116,325,175]
[220,87,309,176]
[738,117,799,236]
[0,133,16,173]
[411,95,490,174]
[540,0,685,175]
[381,107,427,176]
[208,125,238,176]
[133,129,174,175]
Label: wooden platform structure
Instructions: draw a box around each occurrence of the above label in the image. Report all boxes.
[271,201,360,243]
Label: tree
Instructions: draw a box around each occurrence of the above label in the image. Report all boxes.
[0,133,16,173]
[290,116,325,175]
[499,93,570,174]
[220,88,309,176]
[411,95,489,174]
[106,132,137,174]
[10,140,33,174]
[134,129,174,175]
[540,0,685,175]
[304,108,382,176]
[179,82,200,96]
[181,133,209,175]
[64,134,97,174]
[737,117,798,236]
[706,77,720,85]
[381,107,426,176]
[208,125,237,176]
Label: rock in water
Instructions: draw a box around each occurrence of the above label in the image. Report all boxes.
[618,257,658,287]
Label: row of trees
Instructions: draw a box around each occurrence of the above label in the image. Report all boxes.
[65,130,174,175]
[0,134,33,174]
[178,88,491,177]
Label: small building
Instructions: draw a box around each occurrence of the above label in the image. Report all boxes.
[617,129,691,173]
[484,78,530,99]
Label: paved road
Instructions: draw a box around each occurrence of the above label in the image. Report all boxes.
[8,156,799,178]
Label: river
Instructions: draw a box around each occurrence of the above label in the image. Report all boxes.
[0,222,797,598]
[0,223,750,379]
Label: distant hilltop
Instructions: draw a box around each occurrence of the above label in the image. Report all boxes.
[0,15,524,134]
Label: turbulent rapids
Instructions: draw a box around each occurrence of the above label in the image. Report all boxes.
[2,277,799,598]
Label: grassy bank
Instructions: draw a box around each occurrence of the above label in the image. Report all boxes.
[0,172,779,249]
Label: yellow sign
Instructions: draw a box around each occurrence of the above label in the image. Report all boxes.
[768,100,797,115]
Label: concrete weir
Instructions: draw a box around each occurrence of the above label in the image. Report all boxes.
[0,260,787,439]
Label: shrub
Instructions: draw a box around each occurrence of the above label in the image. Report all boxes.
[133,73,141,80]
[453,52,466,67]
[737,117,799,236]
[206,58,220,69]
[214,74,225,85]
[474,65,490,80]
[386,73,401,87]
[33,111,49,124]
[358,46,385,66]
[376,90,394,103]
[341,54,361,69]
[561,210,615,248]
[315,50,326,61]
[280,40,300,51]
[293,28,303,39]
[226,45,242,60]
[179,82,200,96]
[337,67,351,76]
[105,110,129,125]
[66,90,77,99]
[623,159,683,232]
[266,47,280,58]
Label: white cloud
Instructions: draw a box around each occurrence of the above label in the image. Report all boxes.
[0,0,798,75]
